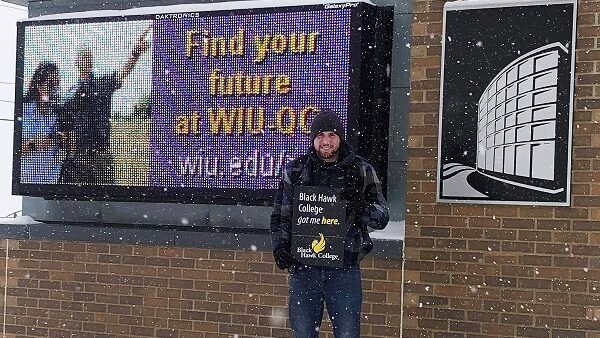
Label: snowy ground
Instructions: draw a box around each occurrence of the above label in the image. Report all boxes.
[370,220,404,241]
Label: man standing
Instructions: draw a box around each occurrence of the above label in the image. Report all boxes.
[270,109,389,337]
[60,26,150,184]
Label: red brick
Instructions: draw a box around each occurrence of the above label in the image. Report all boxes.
[516,326,550,338]
[503,219,535,229]
[536,316,569,329]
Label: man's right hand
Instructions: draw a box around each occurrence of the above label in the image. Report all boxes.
[273,247,296,270]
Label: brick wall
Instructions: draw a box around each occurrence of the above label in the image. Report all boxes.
[0,239,400,337]
[404,1,600,337]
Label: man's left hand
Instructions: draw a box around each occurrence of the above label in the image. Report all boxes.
[341,189,369,216]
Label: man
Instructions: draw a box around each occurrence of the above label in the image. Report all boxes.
[270,109,389,338]
[60,26,151,184]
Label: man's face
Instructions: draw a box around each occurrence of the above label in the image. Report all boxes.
[76,50,93,80]
[313,131,340,162]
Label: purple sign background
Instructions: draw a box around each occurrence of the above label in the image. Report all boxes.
[150,9,351,189]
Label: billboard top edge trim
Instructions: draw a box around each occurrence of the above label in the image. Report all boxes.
[444,0,576,11]
[22,0,373,22]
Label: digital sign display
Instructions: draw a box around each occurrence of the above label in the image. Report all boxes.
[13,2,393,204]
[152,10,349,189]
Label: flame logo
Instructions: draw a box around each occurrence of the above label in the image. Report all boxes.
[311,233,326,253]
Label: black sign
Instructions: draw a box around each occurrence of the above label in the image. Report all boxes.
[291,186,346,267]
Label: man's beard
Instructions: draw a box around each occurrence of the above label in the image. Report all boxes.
[316,146,339,160]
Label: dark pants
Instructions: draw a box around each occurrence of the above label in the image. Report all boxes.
[60,149,114,185]
[289,266,362,338]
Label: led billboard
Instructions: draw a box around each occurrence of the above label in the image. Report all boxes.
[13,2,393,204]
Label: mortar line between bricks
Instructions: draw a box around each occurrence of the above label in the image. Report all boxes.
[400,239,406,338]
[3,238,8,338]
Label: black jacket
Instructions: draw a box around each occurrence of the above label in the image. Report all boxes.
[270,141,389,266]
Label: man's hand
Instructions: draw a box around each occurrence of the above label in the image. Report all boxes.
[118,25,152,85]
[340,189,369,216]
[273,247,296,270]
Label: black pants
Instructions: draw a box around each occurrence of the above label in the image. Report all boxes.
[60,149,114,185]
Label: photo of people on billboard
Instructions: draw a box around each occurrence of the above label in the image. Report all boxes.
[21,20,153,186]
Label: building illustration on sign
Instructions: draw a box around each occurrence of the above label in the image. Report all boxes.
[439,38,574,205]
[476,43,567,191]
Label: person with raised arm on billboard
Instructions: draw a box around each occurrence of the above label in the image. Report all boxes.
[270,109,389,338]
[59,26,151,185]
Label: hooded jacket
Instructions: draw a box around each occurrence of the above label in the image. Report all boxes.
[270,141,389,267]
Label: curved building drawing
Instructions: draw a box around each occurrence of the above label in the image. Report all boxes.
[438,3,575,205]
[476,43,569,193]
